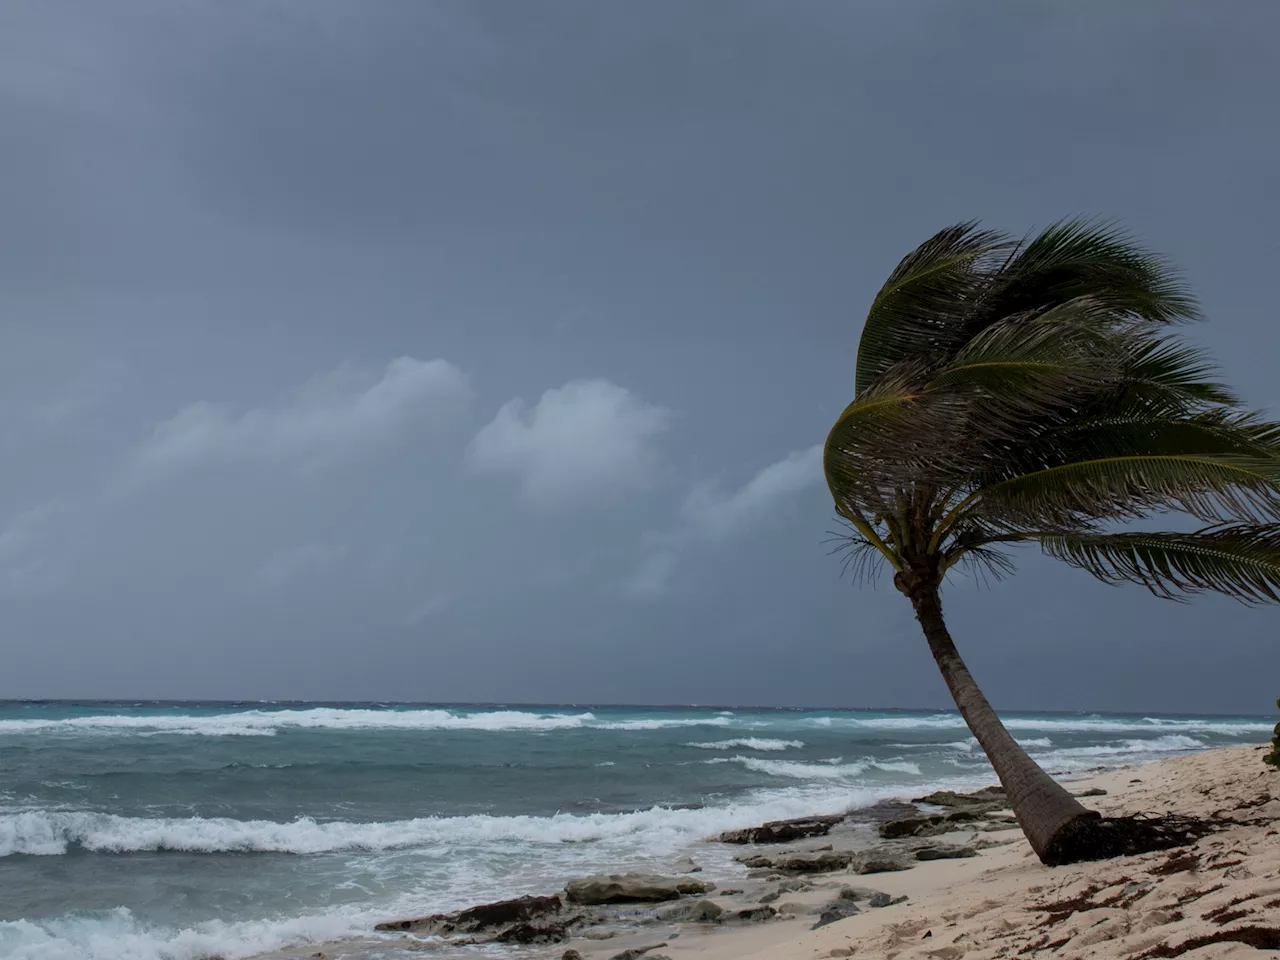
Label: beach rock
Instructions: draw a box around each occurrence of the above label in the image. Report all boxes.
[732,905,777,922]
[563,951,583,960]
[868,892,907,907]
[733,850,854,873]
[583,930,620,940]
[758,890,780,903]
[879,810,984,839]
[1076,787,1108,797]
[775,901,809,917]
[838,885,885,902]
[657,899,723,923]
[914,843,977,861]
[717,814,845,845]
[812,899,861,929]
[719,888,743,895]
[565,873,714,905]
[847,799,921,823]
[375,893,563,935]
[609,943,667,960]
[850,852,913,875]
[913,786,1005,809]
[493,919,580,944]
[671,856,702,873]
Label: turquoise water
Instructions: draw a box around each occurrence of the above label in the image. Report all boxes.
[0,701,1270,960]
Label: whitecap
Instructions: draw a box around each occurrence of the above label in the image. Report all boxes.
[684,738,804,751]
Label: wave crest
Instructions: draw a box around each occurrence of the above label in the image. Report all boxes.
[684,738,804,751]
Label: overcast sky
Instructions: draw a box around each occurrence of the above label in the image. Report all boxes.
[2,1,1278,713]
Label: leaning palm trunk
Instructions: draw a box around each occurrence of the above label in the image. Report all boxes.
[908,582,1093,863]
[825,219,1280,864]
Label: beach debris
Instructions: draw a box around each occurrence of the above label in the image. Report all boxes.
[608,942,667,960]
[565,873,715,905]
[812,898,861,929]
[375,893,567,938]
[1077,787,1109,797]
[914,843,978,861]
[775,901,810,916]
[717,814,846,844]
[656,899,723,922]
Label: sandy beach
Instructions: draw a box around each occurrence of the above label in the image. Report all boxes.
[679,744,1280,960]
[319,743,1280,960]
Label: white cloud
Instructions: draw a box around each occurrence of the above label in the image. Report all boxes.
[684,444,823,539]
[468,379,671,508]
[256,543,346,589]
[135,357,471,477]
[623,444,824,599]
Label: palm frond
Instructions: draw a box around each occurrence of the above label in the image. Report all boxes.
[1116,336,1238,409]
[971,453,1280,528]
[824,520,890,586]
[855,223,1014,394]
[974,218,1200,328]
[1037,524,1280,603]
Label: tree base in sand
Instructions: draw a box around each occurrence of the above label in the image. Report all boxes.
[1042,812,1218,867]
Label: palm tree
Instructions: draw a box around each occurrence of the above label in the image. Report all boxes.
[824,220,1280,865]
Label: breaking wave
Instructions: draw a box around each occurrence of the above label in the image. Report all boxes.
[720,756,922,780]
[0,777,921,859]
[684,738,805,751]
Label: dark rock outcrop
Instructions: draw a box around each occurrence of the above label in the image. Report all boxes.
[812,899,860,929]
[868,892,908,907]
[717,814,845,845]
[565,873,715,905]
[850,852,913,875]
[837,885,885,902]
[914,843,978,861]
[879,809,985,839]
[375,893,565,937]
[732,905,777,922]
[734,850,854,873]
[656,899,723,922]
[912,786,1005,809]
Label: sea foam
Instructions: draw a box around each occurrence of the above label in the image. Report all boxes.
[684,738,804,751]
[0,777,921,858]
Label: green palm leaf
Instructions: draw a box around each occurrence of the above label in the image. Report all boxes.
[970,452,1280,527]
[1037,525,1280,604]
[854,223,1013,394]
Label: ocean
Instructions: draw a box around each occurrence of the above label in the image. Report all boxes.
[0,701,1271,960]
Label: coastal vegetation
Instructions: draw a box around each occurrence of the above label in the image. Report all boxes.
[823,220,1280,863]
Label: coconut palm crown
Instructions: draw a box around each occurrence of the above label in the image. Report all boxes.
[824,220,1280,865]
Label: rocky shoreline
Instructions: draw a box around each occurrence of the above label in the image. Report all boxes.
[246,746,1280,960]
[342,784,1034,959]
